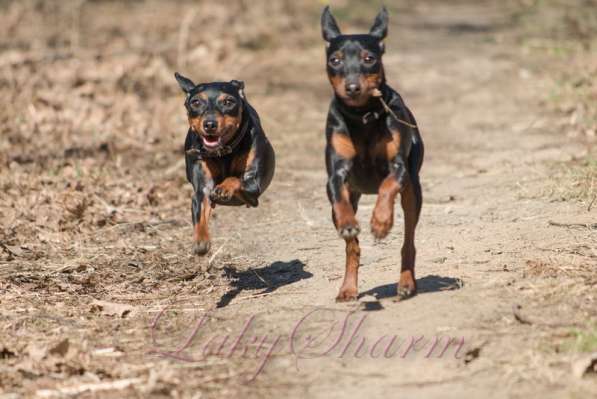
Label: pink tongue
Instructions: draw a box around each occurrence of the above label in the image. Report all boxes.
[203,136,219,147]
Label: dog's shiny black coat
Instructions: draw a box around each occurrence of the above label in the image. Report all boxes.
[321,6,424,301]
[325,85,424,197]
[175,73,275,255]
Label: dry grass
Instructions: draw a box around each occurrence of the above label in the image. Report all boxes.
[0,1,323,396]
[1,0,597,397]
[0,1,402,396]
[546,158,597,208]
[524,259,596,282]
[511,1,597,207]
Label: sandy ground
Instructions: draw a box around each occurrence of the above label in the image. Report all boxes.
[0,0,596,398]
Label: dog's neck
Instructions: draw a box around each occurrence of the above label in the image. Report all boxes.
[334,82,389,125]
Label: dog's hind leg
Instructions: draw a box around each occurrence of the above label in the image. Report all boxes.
[398,176,421,298]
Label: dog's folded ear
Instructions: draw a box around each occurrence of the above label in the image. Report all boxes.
[174,72,196,94]
[321,6,341,42]
[369,6,388,40]
[230,80,245,99]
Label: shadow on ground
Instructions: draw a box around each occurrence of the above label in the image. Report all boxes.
[358,274,463,300]
[216,259,312,308]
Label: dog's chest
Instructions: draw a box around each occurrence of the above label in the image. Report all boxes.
[350,125,394,165]
[347,127,393,192]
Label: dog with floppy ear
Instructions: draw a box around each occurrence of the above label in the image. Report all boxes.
[320,6,424,301]
[174,73,276,255]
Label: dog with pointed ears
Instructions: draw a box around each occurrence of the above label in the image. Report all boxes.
[321,6,424,301]
[175,73,275,255]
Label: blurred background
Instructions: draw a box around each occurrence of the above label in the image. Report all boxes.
[1,0,594,249]
[0,0,594,167]
[0,1,595,397]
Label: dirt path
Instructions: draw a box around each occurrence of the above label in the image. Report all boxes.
[1,1,595,398]
[192,3,597,397]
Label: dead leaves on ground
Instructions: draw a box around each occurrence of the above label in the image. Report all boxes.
[91,300,137,318]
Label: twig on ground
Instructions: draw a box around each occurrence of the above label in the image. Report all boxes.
[251,269,270,287]
[297,201,315,227]
[548,220,597,229]
[588,195,596,212]
[208,244,225,267]
[234,290,306,303]
[512,304,533,325]
[36,378,143,398]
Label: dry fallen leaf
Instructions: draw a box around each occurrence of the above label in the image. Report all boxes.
[1,244,24,257]
[91,300,136,318]
[0,346,16,359]
[91,347,124,357]
[49,338,70,357]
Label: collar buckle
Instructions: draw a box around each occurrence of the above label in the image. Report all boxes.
[362,111,381,124]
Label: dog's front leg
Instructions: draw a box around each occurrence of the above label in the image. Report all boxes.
[327,142,359,239]
[219,139,275,208]
[327,133,361,301]
[328,168,361,302]
[237,145,270,208]
[370,151,408,240]
[190,161,214,255]
[370,108,413,240]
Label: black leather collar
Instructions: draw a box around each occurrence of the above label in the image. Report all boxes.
[335,95,386,125]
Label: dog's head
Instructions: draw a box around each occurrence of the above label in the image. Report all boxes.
[175,73,245,151]
[321,6,388,107]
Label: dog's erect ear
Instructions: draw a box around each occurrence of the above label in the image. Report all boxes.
[369,6,388,40]
[174,72,196,94]
[321,6,341,42]
[230,80,245,99]
[230,80,244,91]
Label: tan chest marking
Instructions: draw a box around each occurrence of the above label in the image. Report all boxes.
[331,132,357,159]
[371,129,400,160]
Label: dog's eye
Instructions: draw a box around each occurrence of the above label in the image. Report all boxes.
[363,55,376,64]
[190,99,201,107]
[222,98,236,107]
[329,56,342,67]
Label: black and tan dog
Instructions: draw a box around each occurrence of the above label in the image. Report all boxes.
[321,7,424,301]
[175,73,275,255]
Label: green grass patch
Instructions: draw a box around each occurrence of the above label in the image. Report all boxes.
[562,327,597,353]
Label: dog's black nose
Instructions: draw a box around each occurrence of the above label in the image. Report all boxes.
[203,119,218,132]
[345,83,361,96]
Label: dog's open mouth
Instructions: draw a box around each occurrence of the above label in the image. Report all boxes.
[202,135,220,149]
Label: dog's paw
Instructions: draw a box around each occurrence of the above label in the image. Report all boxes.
[336,286,358,302]
[210,178,242,203]
[192,241,211,256]
[337,223,360,239]
[209,186,233,203]
[395,271,417,300]
[370,207,393,240]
